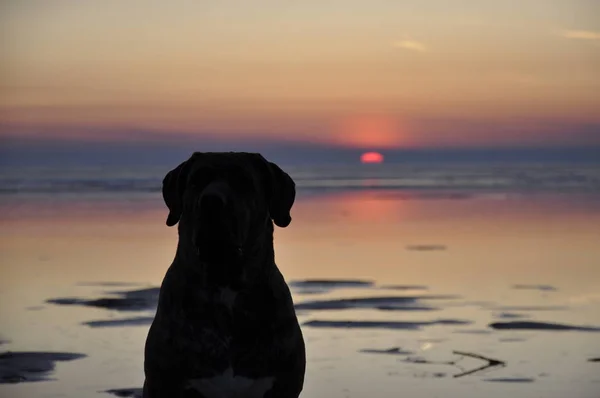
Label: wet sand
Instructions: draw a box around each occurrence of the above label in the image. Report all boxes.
[1,191,599,397]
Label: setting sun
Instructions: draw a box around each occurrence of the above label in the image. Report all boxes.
[360,151,384,164]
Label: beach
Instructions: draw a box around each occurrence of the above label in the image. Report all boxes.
[3,0,600,395]
[1,162,599,398]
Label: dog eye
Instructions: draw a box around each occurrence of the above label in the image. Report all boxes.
[190,168,216,187]
[231,174,256,192]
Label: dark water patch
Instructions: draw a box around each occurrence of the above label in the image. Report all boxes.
[84,316,154,328]
[359,347,414,356]
[375,305,438,311]
[47,297,151,312]
[494,312,530,319]
[379,285,429,291]
[288,279,374,295]
[498,337,528,343]
[304,320,418,330]
[115,287,160,302]
[589,357,600,362]
[291,288,330,295]
[303,319,471,330]
[294,295,458,312]
[104,388,143,397]
[0,351,86,384]
[447,300,497,309]
[289,279,374,288]
[491,306,568,312]
[483,377,535,383]
[512,284,557,292]
[453,329,493,335]
[47,287,159,312]
[78,281,144,287]
[490,321,600,332]
[406,244,447,252]
[413,371,446,379]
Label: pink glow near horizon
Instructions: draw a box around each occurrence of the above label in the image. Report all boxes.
[1,1,599,149]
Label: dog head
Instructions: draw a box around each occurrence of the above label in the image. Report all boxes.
[162,152,295,263]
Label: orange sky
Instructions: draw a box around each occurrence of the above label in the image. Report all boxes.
[1,1,599,149]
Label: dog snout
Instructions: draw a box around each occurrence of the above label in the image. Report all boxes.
[199,193,226,213]
[198,181,229,214]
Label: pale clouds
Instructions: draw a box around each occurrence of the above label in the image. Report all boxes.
[393,39,428,53]
[561,30,600,40]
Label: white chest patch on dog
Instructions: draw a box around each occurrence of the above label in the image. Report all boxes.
[218,287,238,310]
[186,367,275,398]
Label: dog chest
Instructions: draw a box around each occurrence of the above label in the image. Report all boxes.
[217,287,238,310]
[186,367,275,398]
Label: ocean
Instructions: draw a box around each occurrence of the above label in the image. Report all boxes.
[2,161,600,198]
[1,160,599,398]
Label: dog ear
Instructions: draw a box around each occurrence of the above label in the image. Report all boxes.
[162,159,192,227]
[265,160,296,228]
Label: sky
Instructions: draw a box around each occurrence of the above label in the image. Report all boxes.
[1,0,599,153]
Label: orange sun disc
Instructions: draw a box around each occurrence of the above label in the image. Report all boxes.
[360,152,384,164]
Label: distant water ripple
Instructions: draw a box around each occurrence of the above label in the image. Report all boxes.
[2,164,600,196]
